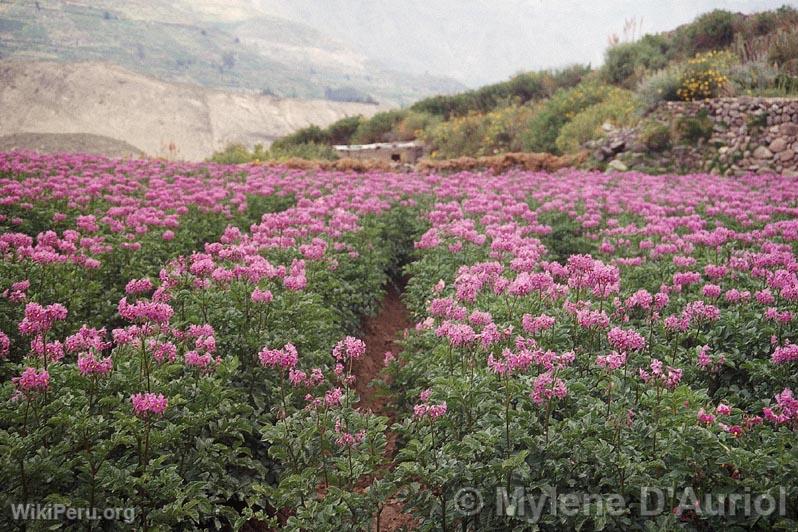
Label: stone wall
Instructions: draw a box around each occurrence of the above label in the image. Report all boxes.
[589,97,798,176]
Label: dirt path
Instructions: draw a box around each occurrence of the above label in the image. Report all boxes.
[353,280,416,531]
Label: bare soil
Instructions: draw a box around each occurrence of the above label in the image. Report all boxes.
[352,280,417,531]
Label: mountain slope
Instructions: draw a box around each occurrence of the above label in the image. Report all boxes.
[0,60,382,160]
[0,0,463,105]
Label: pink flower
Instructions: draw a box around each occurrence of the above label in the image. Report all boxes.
[333,418,366,448]
[762,388,798,425]
[625,289,653,311]
[251,288,273,303]
[702,284,721,298]
[18,302,68,335]
[125,278,154,295]
[383,351,396,366]
[419,388,432,402]
[697,408,715,425]
[0,331,10,359]
[149,340,178,363]
[184,350,220,372]
[13,367,50,395]
[413,401,448,419]
[716,403,732,416]
[131,392,168,418]
[522,314,555,334]
[77,353,113,377]
[288,369,307,386]
[596,351,627,371]
[607,326,646,352]
[530,371,567,405]
[640,359,682,390]
[772,343,798,364]
[324,387,344,407]
[118,298,173,325]
[65,326,110,353]
[332,336,366,362]
[259,343,299,370]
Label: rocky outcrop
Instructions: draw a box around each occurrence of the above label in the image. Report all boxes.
[588,97,798,176]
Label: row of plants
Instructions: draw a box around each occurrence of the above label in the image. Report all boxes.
[383,171,798,529]
[2,152,798,530]
[0,153,429,529]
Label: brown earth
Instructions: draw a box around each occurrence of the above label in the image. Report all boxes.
[352,280,417,532]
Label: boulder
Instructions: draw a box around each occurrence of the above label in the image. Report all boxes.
[753,145,773,159]
[769,138,788,153]
[781,123,798,136]
[606,159,628,172]
[778,149,795,162]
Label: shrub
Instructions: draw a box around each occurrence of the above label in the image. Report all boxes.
[520,79,610,154]
[209,142,338,163]
[325,115,363,145]
[271,125,330,150]
[640,122,672,152]
[209,143,269,164]
[410,65,590,119]
[676,50,734,101]
[768,29,798,74]
[728,60,780,95]
[268,142,339,161]
[636,66,683,111]
[674,110,714,145]
[420,106,537,159]
[602,35,670,87]
[673,9,735,56]
[394,111,440,141]
[555,88,638,153]
[350,110,405,144]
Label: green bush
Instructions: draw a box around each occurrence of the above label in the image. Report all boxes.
[410,65,590,119]
[270,126,329,152]
[674,110,714,145]
[394,110,440,141]
[640,122,672,152]
[673,10,735,56]
[325,115,363,145]
[768,29,798,74]
[209,143,269,164]
[209,142,338,163]
[519,79,610,154]
[350,110,405,144]
[728,60,779,94]
[636,66,683,111]
[420,106,536,159]
[555,88,638,154]
[602,35,670,87]
[269,142,339,160]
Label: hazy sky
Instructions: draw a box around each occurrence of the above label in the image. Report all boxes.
[255,0,795,86]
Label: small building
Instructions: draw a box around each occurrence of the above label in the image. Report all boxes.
[333,141,425,164]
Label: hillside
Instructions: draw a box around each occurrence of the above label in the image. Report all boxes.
[0,60,382,160]
[0,0,463,105]
[0,132,144,158]
[246,6,798,170]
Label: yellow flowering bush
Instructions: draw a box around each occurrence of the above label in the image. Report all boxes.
[677,50,735,101]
